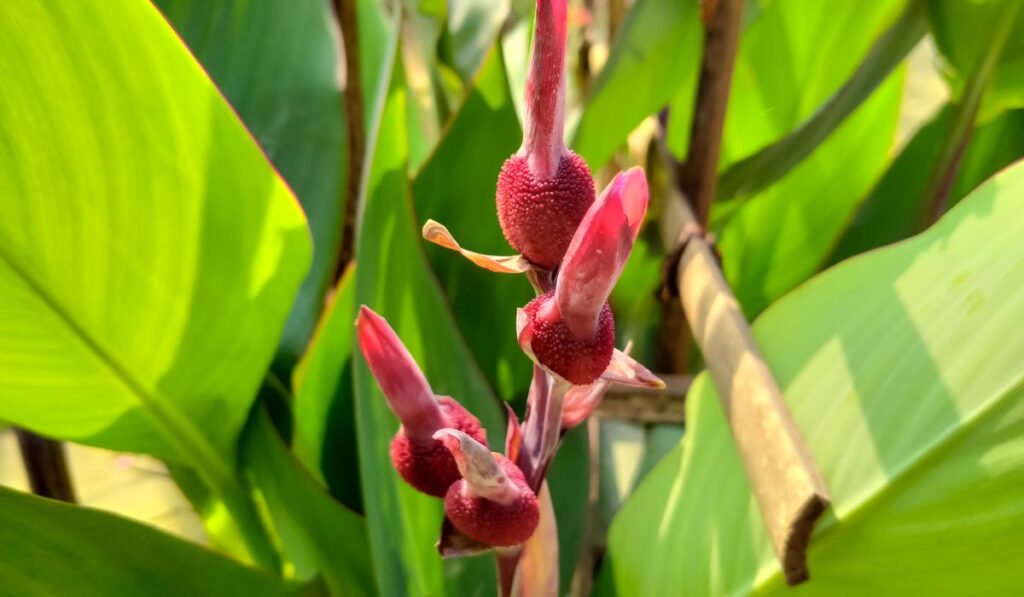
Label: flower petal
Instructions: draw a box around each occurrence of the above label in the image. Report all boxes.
[601,348,664,389]
[356,306,444,437]
[422,219,532,274]
[556,168,649,338]
[434,428,518,505]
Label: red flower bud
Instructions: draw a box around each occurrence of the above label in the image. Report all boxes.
[357,306,488,497]
[497,152,594,269]
[496,0,596,269]
[435,429,540,547]
[515,169,648,385]
[518,291,615,385]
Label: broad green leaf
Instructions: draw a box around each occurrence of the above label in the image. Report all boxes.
[413,47,532,402]
[0,0,309,465]
[829,106,1024,264]
[0,0,308,568]
[572,0,701,169]
[244,407,377,596]
[293,264,363,512]
[155,0,346,370]
[441,0,511,83]
[716,73,902,316]
[606,161,1024,595]
[704,0,906,315]
[715,0,927,202]
[547,425,590,596]
[928,0,1024,120]
[0,486,304,596]
[355,56,504,596]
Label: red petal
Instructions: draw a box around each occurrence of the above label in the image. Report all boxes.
[356,306,443,437]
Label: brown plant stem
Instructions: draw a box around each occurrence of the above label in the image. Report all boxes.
[15,429,76,503]
[334,0,365,275]
[656,0,743,374]
[670,192,829,585]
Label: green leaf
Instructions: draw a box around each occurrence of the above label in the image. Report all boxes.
[829,106,1024,264]
[928,0,1024,120]
[244,407,378,596]
[412,46,532,402]
[441,0,510,83]
[0,0,309,567]
[155,0,346,370]
[703,0,906,315]
[0,487,304,596]
[354,55,504,596]
[605,160,1024,595]
[715,0,927,203]
[292,264,363,512]
[547,425,590,596]
[572,0,701,169]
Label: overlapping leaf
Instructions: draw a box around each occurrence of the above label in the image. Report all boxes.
[605,161,1024,595]
[155,0,345,369]
[0,487,304,596]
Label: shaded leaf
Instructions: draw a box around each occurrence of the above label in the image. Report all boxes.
[413,47,532,403]
[0,486,304,597]
[606,160,1024,595]
[292,264,363,512]
[829,106,1024,264]
[244,407,377,596]
[927,0,1024,120]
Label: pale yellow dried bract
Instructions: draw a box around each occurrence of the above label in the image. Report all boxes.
[422,219,531,274]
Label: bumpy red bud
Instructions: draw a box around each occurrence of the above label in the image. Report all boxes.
[357,306,488,497]
[435,429,540,547]
[496,0,595,269]
[519,291,615,385]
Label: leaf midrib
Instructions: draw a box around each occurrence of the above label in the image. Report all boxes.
[0,242,231,479]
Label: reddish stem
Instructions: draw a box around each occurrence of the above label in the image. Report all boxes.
[523,0,568,180]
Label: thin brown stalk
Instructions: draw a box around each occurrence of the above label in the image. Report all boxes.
[15,429,76,503]
[656,0,743,373]
[334,0,366,273]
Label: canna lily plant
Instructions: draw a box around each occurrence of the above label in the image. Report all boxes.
[358,0,663,593]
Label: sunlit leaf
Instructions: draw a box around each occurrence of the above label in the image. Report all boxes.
[606,160,1024,595]
[572,0,701,169]
[0,0,309,465]
[155,0,345,370]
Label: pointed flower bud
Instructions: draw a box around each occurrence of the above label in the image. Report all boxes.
[497,0,595,269]
[435,429,540,547]
[516,169,649,385]
[557,167,649,338]
[357,306,488,497]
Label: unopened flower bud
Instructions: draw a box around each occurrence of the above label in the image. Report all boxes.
[435,429,540,547]
[357,306,488,497]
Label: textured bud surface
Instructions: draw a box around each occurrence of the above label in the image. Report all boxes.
[444,456,540,546]
[523,291,615,385]
[496,151,595,269]
[390,397,487,497]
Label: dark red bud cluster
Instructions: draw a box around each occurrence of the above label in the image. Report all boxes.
[496,152,595,269]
